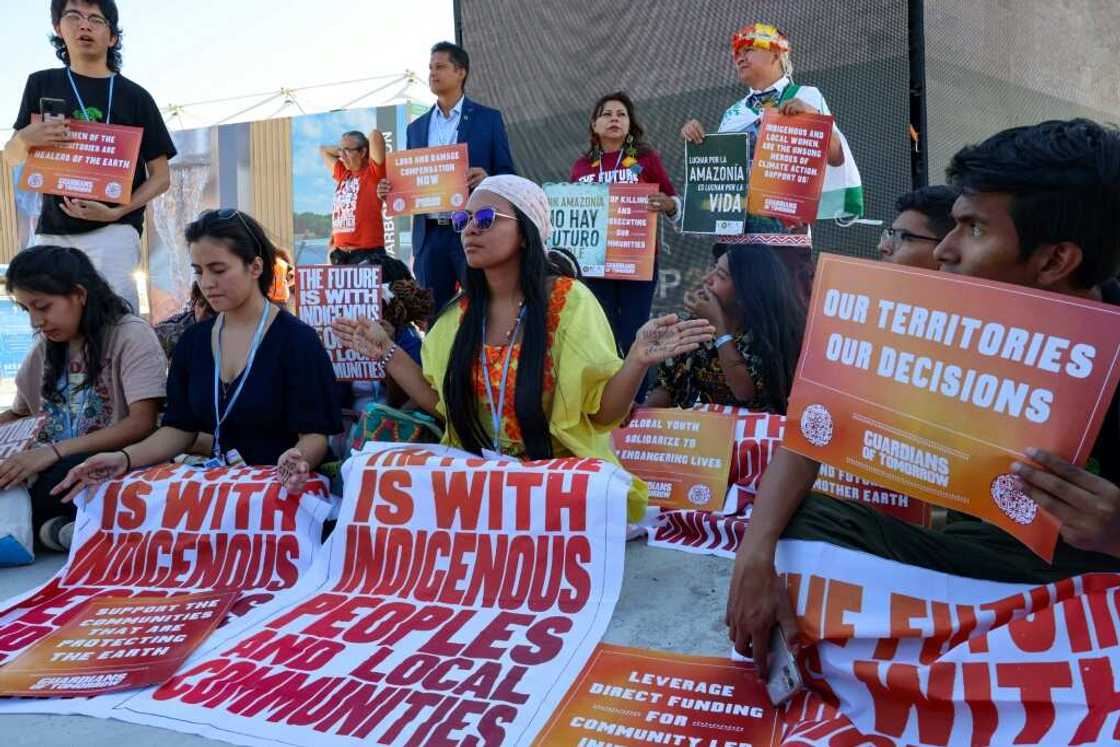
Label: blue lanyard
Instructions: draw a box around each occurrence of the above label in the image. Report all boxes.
[480,307,526,454]
[57,356,91,440]
[212,303,271,461]
[66,67,115,124]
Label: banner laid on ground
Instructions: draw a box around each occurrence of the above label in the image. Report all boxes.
[384,144,469,217]
[682,133,750,235]
[646,408,931,557]
[18,118,143,204]
[0,414,47,461]
[533,643,781,745]
[295,264,382,381]
[612,408,734,512]
[784,255,1120,560]
[773,538,1120,746]
[0,590,236,697]
[747,110,834,223]
[0,464,333,714]
[546,182,658,281]
[107,444,630,745]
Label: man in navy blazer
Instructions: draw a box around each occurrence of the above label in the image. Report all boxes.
[380,41,516,313]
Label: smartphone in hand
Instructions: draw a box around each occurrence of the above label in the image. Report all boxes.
[40,97,68,122]
[765,626,803,706]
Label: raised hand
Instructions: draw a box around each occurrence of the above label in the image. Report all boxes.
[629,314,716,367]
[680,119,706,144]
[50,451,129,503]
[332,316,392,360]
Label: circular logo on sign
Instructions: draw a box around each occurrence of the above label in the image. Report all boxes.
[687,484,712,507]
[393,198,406,213]
[800,404,834,447]
[990,473,1038,525]
[27,172,44,189]
[451,192,465,207]
[105,181,122,199]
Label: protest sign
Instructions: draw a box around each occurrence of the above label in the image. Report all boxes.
[772,538,1120,746]
[784,255,1120,560]
[384,144,469,217]
[0,590,236,697]
[0,414,47,462]
[295,264,381,381]
[814,463,930,527]
[545,182,610,276]
[18,118,142,204]
[107,444,629,745]
[612,408,734,511]
[682,133,750,235]
[533,643,780,746]
[0,464,333,716]
[747,110,834,223]
[546,182,659,281]
[646,408,930,557]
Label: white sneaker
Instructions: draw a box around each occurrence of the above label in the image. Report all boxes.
[38,517,74,552]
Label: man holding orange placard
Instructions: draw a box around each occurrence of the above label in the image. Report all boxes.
[726,118,1120,676]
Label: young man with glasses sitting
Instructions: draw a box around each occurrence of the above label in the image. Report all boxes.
[879,185,960,270]
[4,0,176,313]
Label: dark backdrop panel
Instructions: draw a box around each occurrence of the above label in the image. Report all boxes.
[460,1,911,314]
[925,0,1120,186]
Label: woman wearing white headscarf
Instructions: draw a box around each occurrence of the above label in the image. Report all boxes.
[334,175,714,521]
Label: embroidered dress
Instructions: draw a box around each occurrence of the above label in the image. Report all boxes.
[422,276,648,521]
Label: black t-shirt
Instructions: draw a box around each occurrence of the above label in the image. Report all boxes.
[162,310,343,466]
[14,68,177,237]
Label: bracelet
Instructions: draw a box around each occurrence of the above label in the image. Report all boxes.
[48,443,63,461]
[119,449,132,473]
[380,343,399,366]
[714,334,735,349]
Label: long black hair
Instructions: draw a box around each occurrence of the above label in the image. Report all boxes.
[185,209,277,296]
[5,246,131,402]
[585,91,653,161]
[50,0,124,72]
[725,244,806,413]
[442,208,553,459]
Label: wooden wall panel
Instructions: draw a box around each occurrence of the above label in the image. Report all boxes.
[0,159,20,264]
[249,118,293,252]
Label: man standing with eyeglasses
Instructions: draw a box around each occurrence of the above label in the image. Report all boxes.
[378,41,517,313]
[879,185,959,270]
[4,0,176,312]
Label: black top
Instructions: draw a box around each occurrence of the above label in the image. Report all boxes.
[163,309,343,466]
[14,68,177,237]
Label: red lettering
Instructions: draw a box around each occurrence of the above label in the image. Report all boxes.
[995,661,1072,743]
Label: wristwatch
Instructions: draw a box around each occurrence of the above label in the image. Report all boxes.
[714,334,735,349]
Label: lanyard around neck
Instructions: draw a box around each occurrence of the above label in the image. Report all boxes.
[212,303,271,461]
[58,351,91,440]
[66,67,115,124]
[480,307,526,454]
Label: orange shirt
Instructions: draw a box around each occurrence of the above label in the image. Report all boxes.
[331,159,386,250]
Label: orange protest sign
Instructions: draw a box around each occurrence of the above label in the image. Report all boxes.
[814,463,931,527]
[612,408,734,511]
[0,590,236,697]
[384,143,469,217]
[18,118,142,205]
[605,182,658,281]
[747,109,833,223]
[532,643,780,746]
[784,255,1120,560]
[294,264,382,381]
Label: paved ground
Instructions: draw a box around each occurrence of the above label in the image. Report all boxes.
[0,540,734,746]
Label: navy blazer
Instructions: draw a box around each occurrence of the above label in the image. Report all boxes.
[406,96,517,253]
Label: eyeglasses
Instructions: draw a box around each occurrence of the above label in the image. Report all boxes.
[204,208,263,256]
[880,227,941,246]
[61,9,109,29]
[339,146,366,155]
[451,207,517,233]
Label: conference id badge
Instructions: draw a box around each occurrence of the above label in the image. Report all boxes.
[225,448,246,467]
[202,456,224,469]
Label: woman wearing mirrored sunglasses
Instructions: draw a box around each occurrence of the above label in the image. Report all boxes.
[53,209,343,501]
[334,175,714,522]
[569,92,680,362]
